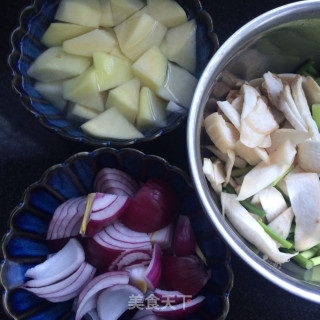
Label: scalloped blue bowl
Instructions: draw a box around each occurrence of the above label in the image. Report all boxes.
[8,0,219,147]
[1,148,232,320]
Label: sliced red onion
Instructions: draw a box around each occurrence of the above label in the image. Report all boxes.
[161,255,210,297]
[24,262,95,302]
[145,244,162,291]
[97,284,145,320]
[152,296,206,318]
[125,244,162,292]
[173,215,196,256]
[76,271,130,320]
[84,193,131,237]
[24,239,85,287]
[121,177,180,233]
[149,222,174,252]
[105,222,151,244]
[47,196,87,240]
[154,288,185,305]
[109,250,152,271]
[93,168,139,197]
[87,231,152,271]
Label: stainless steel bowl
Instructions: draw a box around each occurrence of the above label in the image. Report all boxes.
[188,0,320,303]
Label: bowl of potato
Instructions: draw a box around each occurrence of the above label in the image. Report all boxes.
[8,0,218,147]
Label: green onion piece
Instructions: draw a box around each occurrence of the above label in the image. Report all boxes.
[224,184,237,195]
[240,201,266,218]
[231,166,253,177]
[297,60,319,78]
[223,184,266,218]
[258,220,293,249]
[300,247,319,259]
[282,248,313,270]
[310,256,320,267]
[312,104,320,131]
[269,164,294,187]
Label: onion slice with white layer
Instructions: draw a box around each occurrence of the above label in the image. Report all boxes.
[93,168,140,197]
[47,196,87,240]
[82,193,131,237]
[97,284,145,320]
[76,271,130,320]
[24,238,85,287]
[24,261,95,302]
[125,244,162,292]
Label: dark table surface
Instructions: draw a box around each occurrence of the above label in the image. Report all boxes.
[1,0,320,319]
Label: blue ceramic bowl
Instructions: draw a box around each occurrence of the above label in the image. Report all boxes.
[8,0,219,147]
[1,148,232,320]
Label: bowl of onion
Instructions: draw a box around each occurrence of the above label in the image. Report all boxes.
[188,0,320,304]
[1,148,232,320]
[8,0,218,147]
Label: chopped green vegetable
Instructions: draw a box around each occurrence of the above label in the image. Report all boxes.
[240,201,266,218]
[258,220,293,249]
[224,184,266,218]
[269,164,294,187]
[300,247,319,259]
[312,104,320,131]
[297,59,320,78]
[231,166,253,177]
[310,256,320,267]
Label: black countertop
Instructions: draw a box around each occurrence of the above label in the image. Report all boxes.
[1,0,320,319]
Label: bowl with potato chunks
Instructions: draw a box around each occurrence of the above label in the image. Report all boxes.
[8,0,218,147]
[1,147,232,320]
[188,0,320,304]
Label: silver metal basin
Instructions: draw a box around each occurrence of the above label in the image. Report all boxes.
[188,0,320,303]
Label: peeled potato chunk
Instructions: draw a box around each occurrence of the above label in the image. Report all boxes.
[41,23,93,47]
[99,0,114,27]
[136,87,167,130]
[63,29,116,57]
[147,0,187,27]
[55,0,101,28]
[110,0,145,25]
[81,107,144,139]
[62,67,105,112]
[114,13,167,61]
[93,52,134,91]
[106,78,140,124]
[67,103,100,122]
[35,80,66,111]
[160,19,196,74]
[27,47,92,82]
[132,46,168,92]
[157,62,197,108]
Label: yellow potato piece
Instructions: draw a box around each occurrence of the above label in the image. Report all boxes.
[147,0,187,27]
[136,86,167,130]
[93,52,134,91]
[115,13,167,61]
[63,29,116,57]
[132,46,168,92]
[81,107,144,139]
[41,23,93,47]
[27,47,92,82]
[62,67,105,112]
[106,78,140,123]
[160,19,196,74]
[55,0,101,28]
